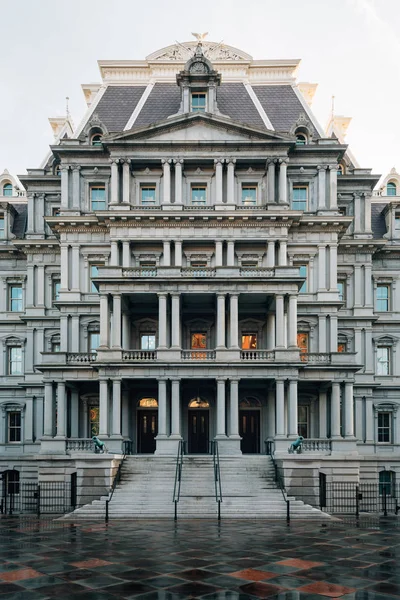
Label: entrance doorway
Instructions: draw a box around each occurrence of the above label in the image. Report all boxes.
[239,397,261,454]
[137,398,158,454]
[188,397,210,454]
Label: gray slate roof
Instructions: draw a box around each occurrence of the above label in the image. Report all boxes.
[371,203,387,239]
[217,84,266,130]
[134,84,181,128]
[95,86,146,132]
[12,204,27,238]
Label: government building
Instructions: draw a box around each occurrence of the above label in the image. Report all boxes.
[1,39,399,513]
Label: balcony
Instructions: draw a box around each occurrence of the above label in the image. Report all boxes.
[99,265,298,280]
[67,352,97,364]
[181,350,216,360]
[301,352,357,366]
[240,350,275,361]
[122,350,157,361]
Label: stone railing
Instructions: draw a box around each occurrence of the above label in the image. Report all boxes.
[180,267,216,277]
[123,268,158,277]
[235,204,266,210]
[67,353,97,364]
[66,438,94,452]
[184,205,215,210]
[110,266,298,279]
[301,439,332,452]
[301,352,331,364]
[122,350,157,361]
[240,268,274,277]
[181,350,216,360]
[240,350,275,361]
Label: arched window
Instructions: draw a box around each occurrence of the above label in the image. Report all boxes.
[2,469,20,494]
[91,134,103,146]
[189,397,210,408]
[337,163,345,176]
[295,133,307,145]
[387,181,397,196]
[240,397,261,408]
[138,398,158,408]
[2,183,12,197]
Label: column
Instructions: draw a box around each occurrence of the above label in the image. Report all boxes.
[216,378,226,437]
[354,265,362,306]
[229,294,239,349]
[158,293,168,349]
[319,390,327,438]
[278,240,287,266]
[266,241,275,267]
[329,244,337,290]
[122,159,131,204]
[43,382,54,437]
[56,382,66,437]
[122,241,130,267]
[122,313,130,349]
[216,294,226,349]
[214,159,223,204]
[70,390,79,438]
[112,379,122,436]
[275,380,285,437]
[331,382,341,438]
[110,241,119,266]
[365,397,374,443]
[99,295,110,348]
[24,397,34,443]
[60,315,68,352]
[275,295,285,348]
[287,294,297,348]
[267,389,276,438]
[215,240,223,267]
[170,379,181,437]
[344,381,354,438]
[329,165,338,209]
[229,379,240,437]
[112,294,122,348]
[157,379,167,437]
[175,241,182,267]
[329,315,338,353]
[60,245,69,290]
[288,380,298,437]
[227,158,236,203]
[174,159,183,204]
[163,241,171,266]
[267,159,275,203]
[354,193,362,233]
[72,165,81,210]
[171,293,181,348]
[122,390,129,438]
[227,241,235,266]
[364,193,372,233]
[26,265,34,307]
[99,380,109,436]
[162,159,171,204]
[364,264,372,306]
[266,313,275,348]
[110,159,119,204]
[37,265,45,307]
[318,245,327,290]
[71,245,80,290]
[317,165,326,210]
[278,159,288,204]
[318,315,327,352]
[71,316,79,352]
[60,166,69,210]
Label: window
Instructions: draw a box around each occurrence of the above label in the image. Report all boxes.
[89,332,100,353]
[376,284,389,312]
[52,280,61,302]
[90,186,106,210]
[90,265,101,293]
[338,280,346,302]
[55,165,61,176]
[242,261,258,268]
[378,413,391,443]
[241,186,257,206]
[140,186,156,205]
[292,186,308,211]
[377,346,390,375]
[379,470,395,496]
[191,185,207,205]
[89,405,99,437]
[8,412,21,442]
[298,265,307,293]
[91,134,103,146]
[242,334,257,350]
[298,406,309,438]
[52,206,60,216]
[296,134,307,145]
[141,334,156,350]
[51,339,60,353]
[297,332,309,361]
[338,206,347,216]
[2,183,12,197]
[337,341,347,353]
[191,260,207,268]
[191,92,206,112]
[337,164,344,176]
[0,216,4,239]
[191,333,206,349]
[9,285,22,312]
[395,215,400,236]
[386,182,397,196]
[9,347,22,375]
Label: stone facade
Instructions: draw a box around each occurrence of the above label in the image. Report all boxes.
[1,41,400,506]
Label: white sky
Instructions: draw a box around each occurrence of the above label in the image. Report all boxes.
[1,0,399,182]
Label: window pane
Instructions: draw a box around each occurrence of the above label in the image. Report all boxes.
[191,333,206,349]
[387,182,397,196]
[292,187,307,210]
[10,347,22,375]
[377,347,389,375]
[89,333,100,352]
[191,93,206,112]
[141,335,156,350]
[3,183,13,196]
[242,334,257,350]
[90,187,106,210]
[0,217,4,238]
[338,281,345,301]
[10,286,22,311]
[376,286,389,311]
[141,187,156,205]
[90,265,100,293]
[53,281,61,301]
[191,187,207,205]
[298,265,307,293]
[241,187,257,205]
[8,412,21,442]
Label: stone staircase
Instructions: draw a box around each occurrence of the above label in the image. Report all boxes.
[67,455,331,519]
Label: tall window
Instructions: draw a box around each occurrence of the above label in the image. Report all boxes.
[0,216,5,239]
[51,337,60,352]
[338,280,346,302]
[386,181,397,196]
[376,284,389,312]
[9,347,22,375]
[191,92,206,112]
[191,185,207,205]
[242,334,257,350]
[395,215,400,236]
[298,265,307,293]
[9,285,22,312]
[90,265,101,293]
[377,346,390,375]
[379,470,395,495]
[8,412,21,442]
[292,186,308,211]
[90,186,106,210]
[140,186,156,205]
[241,186,257,206]
[3,183,13,196]
[141,334,156,350]
[89,405,99,436]
[89,332,100,353]
[297,332,309,362]
[377,413,391,443]
[52,280,61,302]
[298,406,309,438]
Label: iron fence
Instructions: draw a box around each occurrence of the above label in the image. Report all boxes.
[0,481,77,515]
[320,481,400,516]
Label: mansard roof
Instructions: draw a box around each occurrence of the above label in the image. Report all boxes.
[371,203,387,239]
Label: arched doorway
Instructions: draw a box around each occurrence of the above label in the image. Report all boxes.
[188,397,210,454]
[137,398,158,454]
[239,397,261,453]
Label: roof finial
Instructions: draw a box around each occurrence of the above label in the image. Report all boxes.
[191,32,209,45]
[66,96,70,119]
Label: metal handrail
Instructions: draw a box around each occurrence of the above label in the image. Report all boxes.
[211,440,222,520]
[269,445,290,523]
[105,446,127,522]
[173,440,185,520]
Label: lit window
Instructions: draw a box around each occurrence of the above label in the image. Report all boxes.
[52,280,61,302]
[386,182,397,196]
[3,183,12,197]
[377,346,390,375]
[298,265,307,293]
[91,134,103,146]
[296,134,307,145]
[140,186,156,205]
[338,280,346,302]
[292,186,308,211]
[376,284,389,312]
[191,333,206,349]
[141,334,156,350]
[90,265,101,293]
[9,285,22,312]
[8,412,21,442]
[0,217,4,239]
[191,260,207,268]
[89,405,99,436]
[90,186,106,210]
[297,332,309,361]
[241,186,257,206]
[89,332,100,353]
[298,405,309,438]
[337,340,347,353]
[9,347,22,375]
[378,413,391,443]
[191,93,206,112]
[242,334,257,350]
[191,185,207,205]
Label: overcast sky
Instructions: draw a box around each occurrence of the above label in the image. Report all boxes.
[1,0,399,183]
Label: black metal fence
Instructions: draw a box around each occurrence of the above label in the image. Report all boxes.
[0,481,77,516]
[320,481,400,516]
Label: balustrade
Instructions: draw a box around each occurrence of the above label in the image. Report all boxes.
[66,438,94,452]
[240,350,275,361]
[301,438,332,452]
[122,350,157,361]
[301,352,331,364]
[67,353,97,364]
[181,350,216,360]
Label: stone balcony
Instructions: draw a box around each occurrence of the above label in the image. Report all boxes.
[97,265,300,280]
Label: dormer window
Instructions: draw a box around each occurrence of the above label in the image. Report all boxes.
[191,92,207,112]
[337,163,345,176]
[387,181,397,196]
[2,183,12,197]
[295,133,307,145]
[91,133,103,146]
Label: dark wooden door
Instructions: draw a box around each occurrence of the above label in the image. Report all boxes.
[240,411,260,454]
[137,410,158,453]
[188,410,209,454]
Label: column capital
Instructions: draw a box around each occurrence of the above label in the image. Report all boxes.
[173,158,184,165]
[279,157,289,165]
[71,164,81,172]
[170,378,181,383]
[226,157,236,165]
[161,158,172,165]
[157,292,168,299]
[230,292,239,299]
[214,158,224,166]
[171,292,181,298]
[230,378,241,384]
[217,293,226,300]
[111,377,122,383]
[216,376,227,382]
[121,158,131,165]
[317,165,328,171]
[329,164,339,171]
[266,158,275,166]
[158,377,168,382]
[59,165,69,173]
[109,158,120,165]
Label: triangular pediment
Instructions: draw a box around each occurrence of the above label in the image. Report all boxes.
[107,113,294,145]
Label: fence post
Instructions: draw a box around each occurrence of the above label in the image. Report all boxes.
[355,484,359,518]
[286,500,290,523]
[105,499,109,522]
[383,487,387,517]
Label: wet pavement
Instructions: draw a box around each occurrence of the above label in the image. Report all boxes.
[0,516,399,599]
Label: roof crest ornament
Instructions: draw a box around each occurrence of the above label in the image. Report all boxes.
[191,32,209,44]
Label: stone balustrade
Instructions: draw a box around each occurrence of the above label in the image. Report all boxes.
[66,438,94,452]
[240,350,275,361]
[110,266,298,279]
[181,350,216,360]
[66,353,97,364]
[122,350,157,361]
[301,438,332,452]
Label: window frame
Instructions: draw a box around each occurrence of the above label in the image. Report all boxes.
[90,264,103,294]
[376,346,390,376]
[8,346,23,376]
[89,331,100,353]
[386,181,397,196]
[190,92,207,113]
[377,412,392,444]
[8,411,22,443]
[9,284,23,312]
[292,185,308,211]
[376,284,390,312]
[2,182,13,197]
[241,333,258,350]
[337,279,346,303]
[297,264,308,293]
[140,185,157,206]
[52,279,61,302]
[89,184,107,211]
[140,334,156,351]
[241,185,258,206]
[190,184,207,206]
[0,215,5,239]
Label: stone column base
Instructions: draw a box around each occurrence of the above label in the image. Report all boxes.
[214,437,242,455]
[39,438,66,454]
[155,436,182,455]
